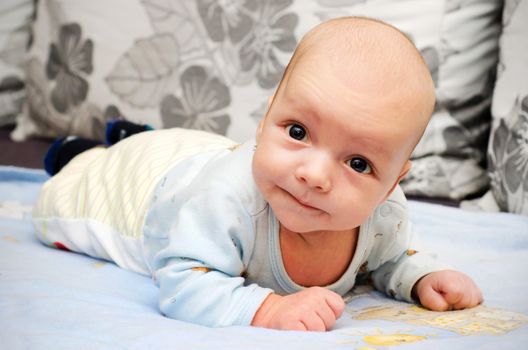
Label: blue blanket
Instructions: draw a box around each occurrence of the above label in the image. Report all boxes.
[1,166,527,349]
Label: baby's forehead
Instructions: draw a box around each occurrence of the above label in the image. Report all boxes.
[277,18,435,137]
[278,60,431,158]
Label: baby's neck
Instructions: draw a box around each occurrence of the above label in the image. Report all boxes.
[279,226,359,287]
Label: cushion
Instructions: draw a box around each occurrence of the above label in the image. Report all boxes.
[397,0,502,200]
[13,0,502,201]
[482,0,528,215]
[0,0,33,127]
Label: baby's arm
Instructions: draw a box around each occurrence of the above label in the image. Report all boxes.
[150,190,273,327]
[371,221,482,310]
[155,257,273,327]
[369,191,482,310]
[251,287,345,331]
[412,270,482,311]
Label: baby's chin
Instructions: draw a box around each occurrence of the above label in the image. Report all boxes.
[275,213,339,234]
[274,212,320,233]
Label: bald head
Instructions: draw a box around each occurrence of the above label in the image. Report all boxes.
[290,18,425,69]
[274,17,435,149]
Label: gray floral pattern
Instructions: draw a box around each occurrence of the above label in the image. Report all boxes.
[488,96,528,213]
[406,0,501,200]
[105,34,181,108]
[46,23,93,113]
[161,65,231,135]
[239,0,298,88]
[197,0,257,44]
[503,0,522,25]
[316,0,367,6]
[105,0,298,134]
[25,58,65,135]
[0,76,25,126]
[0,0,33,125]
[444,73,495,159]
[400,158,450,197]
[17,55,107,142]
[483,0,528,215]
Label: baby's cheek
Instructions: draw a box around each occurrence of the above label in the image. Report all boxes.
[336,193,372,224]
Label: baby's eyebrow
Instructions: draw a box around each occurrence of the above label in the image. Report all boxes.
[282,91,322,123]
[307,109,322,124]
[289,103,321,124]
[344,137,390,162]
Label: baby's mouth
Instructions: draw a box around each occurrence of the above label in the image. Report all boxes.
[282,188,321,211]
[294,196,318,210]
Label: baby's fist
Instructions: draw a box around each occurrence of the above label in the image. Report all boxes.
[251,287,345,331]
[413,270,483,311]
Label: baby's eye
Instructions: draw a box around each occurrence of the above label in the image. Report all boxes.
[286,123,308,141]
[347,157,372,174]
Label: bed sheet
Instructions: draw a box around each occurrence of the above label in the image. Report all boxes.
[0,165,527,350]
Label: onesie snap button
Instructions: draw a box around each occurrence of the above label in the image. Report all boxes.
[380,204,392,217]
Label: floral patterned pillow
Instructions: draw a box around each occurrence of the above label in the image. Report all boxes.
[0,0,33,127]
[12,0,300,141]
[484,0,528,215]
[398,0,502,200]
[13,0,502,201]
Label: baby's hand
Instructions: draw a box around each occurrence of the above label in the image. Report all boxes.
[413,270,483,311]
[251,287,345,331]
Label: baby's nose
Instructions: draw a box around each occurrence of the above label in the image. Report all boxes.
[295,154,332,192]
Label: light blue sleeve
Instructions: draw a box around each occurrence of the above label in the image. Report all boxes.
[149,187,273,327]
[370,191,452,303]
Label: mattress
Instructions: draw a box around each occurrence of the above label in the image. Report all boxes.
[0,165,527,349]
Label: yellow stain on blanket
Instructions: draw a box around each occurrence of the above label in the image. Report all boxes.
[352,303,528,336]
[338,327,432,348]
[2,235,19,243]
[92,262,107,269]
[363,334,426,346]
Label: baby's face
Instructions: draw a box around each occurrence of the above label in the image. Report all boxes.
[252,57,425,233]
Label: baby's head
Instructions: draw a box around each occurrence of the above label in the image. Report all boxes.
[252,17,435,234]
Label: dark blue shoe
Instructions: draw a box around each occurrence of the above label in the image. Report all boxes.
[44,136,100,176]
[44,137,67,176]
[105,120,154,145]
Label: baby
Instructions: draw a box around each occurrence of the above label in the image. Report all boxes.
[33,17,482,331]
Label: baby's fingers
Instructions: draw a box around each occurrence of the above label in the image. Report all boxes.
[418,286,452,311]
[325,292,345,319]
[301,314,327,332]
[302,295,342,331]
[316,302,340,331]
[288,321,308,332]
[442,282,465,309]
[455,286,483,310]
[446,279,483,310]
